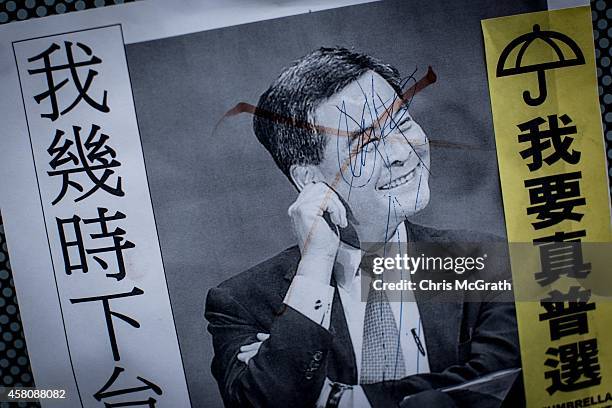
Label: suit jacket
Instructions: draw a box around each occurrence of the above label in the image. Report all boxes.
[205,222,522,408]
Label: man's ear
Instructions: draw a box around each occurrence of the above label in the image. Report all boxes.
[289,164,323,191]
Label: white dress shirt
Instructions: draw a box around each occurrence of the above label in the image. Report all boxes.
[283,224,430,407]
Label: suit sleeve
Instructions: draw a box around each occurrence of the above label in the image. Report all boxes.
[205,285,335,408]
[362,300,521,408]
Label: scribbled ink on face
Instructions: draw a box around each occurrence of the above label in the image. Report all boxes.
[313,71,431,243]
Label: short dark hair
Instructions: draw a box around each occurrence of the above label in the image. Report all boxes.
[253,47,401,180]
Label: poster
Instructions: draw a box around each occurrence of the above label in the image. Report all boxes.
[1,0,608,407]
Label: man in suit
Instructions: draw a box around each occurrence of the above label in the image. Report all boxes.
[205,47,520,407]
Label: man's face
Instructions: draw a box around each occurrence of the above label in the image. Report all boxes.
[312,71,430,243]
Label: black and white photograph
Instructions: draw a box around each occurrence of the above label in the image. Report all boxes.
[123,1,545,406]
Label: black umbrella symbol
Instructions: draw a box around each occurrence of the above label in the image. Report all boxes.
[496,24,585,106]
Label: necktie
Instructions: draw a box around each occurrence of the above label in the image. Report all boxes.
[360,284,406,384]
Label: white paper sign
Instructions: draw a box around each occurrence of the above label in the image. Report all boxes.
[11,25,190,407]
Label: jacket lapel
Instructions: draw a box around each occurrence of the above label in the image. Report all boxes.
[327,285,358,384]
[413,289,464,372]
[406,221,465,372]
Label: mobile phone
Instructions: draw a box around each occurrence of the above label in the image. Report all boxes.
[321,185,360,249]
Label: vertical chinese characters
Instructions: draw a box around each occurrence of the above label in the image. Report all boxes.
[496,24,601,396]
[25,39,163,406]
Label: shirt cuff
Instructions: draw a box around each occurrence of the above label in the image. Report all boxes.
[316,378,333,408]
[284,275,334,329]
[344,386,371,408]
[316,380,372,408]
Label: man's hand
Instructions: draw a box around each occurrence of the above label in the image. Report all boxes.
[237,333,270,364]
[288,182,347,285]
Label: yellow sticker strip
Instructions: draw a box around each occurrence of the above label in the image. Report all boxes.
[482,6,612,407]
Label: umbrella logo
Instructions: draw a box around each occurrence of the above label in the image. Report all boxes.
[496,24,585,106]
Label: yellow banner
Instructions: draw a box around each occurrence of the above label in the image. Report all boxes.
[482,6,612,408]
